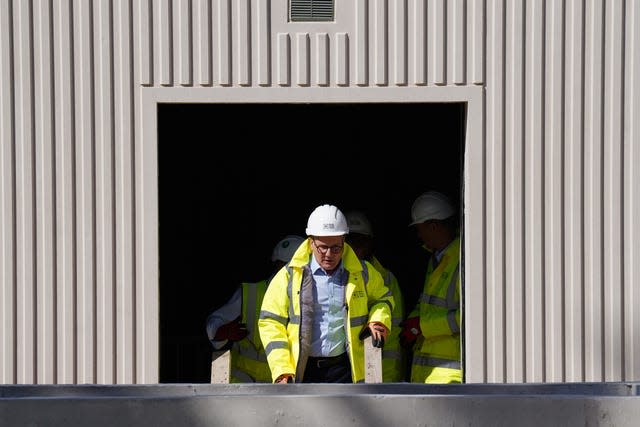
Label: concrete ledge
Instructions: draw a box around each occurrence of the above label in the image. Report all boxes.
[1,383,638,427]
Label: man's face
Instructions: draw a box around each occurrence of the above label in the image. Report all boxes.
[415,221,437,251]
[311,235,345,272]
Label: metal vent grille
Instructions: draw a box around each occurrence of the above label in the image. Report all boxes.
[290,0,334,22]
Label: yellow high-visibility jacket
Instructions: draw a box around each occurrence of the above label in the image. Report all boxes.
[258,239,394,383]
[409,236,461,383]
[370,256,405,382]
[229,280,272,383]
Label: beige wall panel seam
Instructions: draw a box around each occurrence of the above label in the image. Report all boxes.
[470,0,484,84]
[14,0,37,385]
[356,0,367,86]
[33,0,56,384]
[336,32,348,86]
[194,0,212,86]
[524,0,545,383]
[114,0,135,384]
[451,0,465,85]
[485,0,506,383]
[564,0,586,383]
[391,0,407,86]
[53,0,76,385]
[295,32,309,86]
[623,0,640,381]
[257,0,271,86]
[138,0,152,86]
[316,33,329,86]
[372,0,387,86]
[0,0,17,385]
[603,0,624,382]
[276,32,290,85]
[429,0,445,85]
[217,0,231,86]
[177,0,193,86]
[73,0,97,384]
[236,0,251,86]
[94,0,116,385]
[504,0,525,383]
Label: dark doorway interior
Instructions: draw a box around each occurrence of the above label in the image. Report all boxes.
[158,103,465,382]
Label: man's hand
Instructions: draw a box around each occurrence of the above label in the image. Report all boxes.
[275,374,293,384]
[360,322,388,348]
[214,317,248,342]
[399,317,421,348]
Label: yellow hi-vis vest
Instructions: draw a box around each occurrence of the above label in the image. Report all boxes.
[409,236,461,383]
[370,256,405,383]
[259,240,394,383]
[229,280,272,383]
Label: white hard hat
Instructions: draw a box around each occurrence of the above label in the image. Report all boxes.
[409,191,455,226]
[271,235,305,262]
[305,204,349,236]
[346,211,373,237]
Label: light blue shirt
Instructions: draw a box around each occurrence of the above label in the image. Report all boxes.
[309,255,347,357]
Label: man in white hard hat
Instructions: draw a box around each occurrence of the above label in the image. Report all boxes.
[206,235,305,383]
[345,210,406,382]
[259,204,394,383]
[401,191,462,383]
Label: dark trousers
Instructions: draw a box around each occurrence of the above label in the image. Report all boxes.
[303,352,352,383]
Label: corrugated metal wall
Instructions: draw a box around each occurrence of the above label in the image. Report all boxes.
[0,0,638,384]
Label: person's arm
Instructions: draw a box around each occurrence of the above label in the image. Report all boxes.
[206,288,242,349]
[258,268,295,383]
[363,261,394,343]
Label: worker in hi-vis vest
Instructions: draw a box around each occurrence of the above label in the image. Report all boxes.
[400,191,462,384]
[259,204,394,383]
[206,235,305,383]
[345,210,406,382]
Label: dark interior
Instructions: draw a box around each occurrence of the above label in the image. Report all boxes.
[158,103,465,382]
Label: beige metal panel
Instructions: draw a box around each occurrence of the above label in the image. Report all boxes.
[356,0,367,85]
[316,33,329,86]
[52,0,76,385]
[485,0,506,383]
[564,0,586,382]
[276,33,290,85]
[114,0,136,384]
[390,0,407,86]
[257,0,271,86]
[137,0,153,86]
[450,0,465,85]
[235,0,251,86]
[33,0,56,384]
[14,0,37,385]
[624,0,640,381]
[504,0,525,383]
[216,0,231,86]
[194,0,212,86]
[469,0,484,85]
[583,0,605,382]
[603,0,624,382]
[429,0,445,85]
[295,33,310,86]
[409,0,426,85]
[155,0,172,86]
[73,0,96,384]
[94,0,116,385]
[523,0,545,384]
[372,0,387,86]
[0,0,16,385]
[543,0,565,383]
[336,32,348,86]
[175,0,192,87]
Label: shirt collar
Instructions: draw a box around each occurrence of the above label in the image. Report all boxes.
[310,253,344,277]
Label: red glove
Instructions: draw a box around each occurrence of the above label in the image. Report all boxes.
[214,318,248,342]
[399,317,422,348]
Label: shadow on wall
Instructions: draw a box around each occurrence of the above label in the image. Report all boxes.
[158,102,464,382]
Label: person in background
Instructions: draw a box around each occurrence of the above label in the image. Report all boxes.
[400,191,462,383]
[206,235,305,383]
[259,204,394,383]
[345,210,406,382]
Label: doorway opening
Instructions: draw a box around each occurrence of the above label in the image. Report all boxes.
[157,102,465,382]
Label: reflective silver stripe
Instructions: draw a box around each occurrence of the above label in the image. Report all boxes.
[413,355,461,370]
[350,315,368,326]
[392,317,403,327]
[260,310,288,325]
[244,284,258,344]
[384,271,392,285]
[265,340,288,355]
[447,310,459,335]
[382,349,401,360]
[236,345,268,362]
[420,293,448,307]
[231,368,256,383]
[287,266,296,324]
[446,266,460,308]
[288,314,300,324]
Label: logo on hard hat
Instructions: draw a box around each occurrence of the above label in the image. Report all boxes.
[323,224,335,230]
[282,241,290,248]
